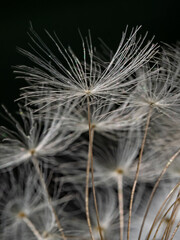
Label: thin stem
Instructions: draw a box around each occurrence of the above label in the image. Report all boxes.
[117,174,124,240]
[86,95,104,240]
[138,149,180,240]
[151,198,179,240]
[31,156,67,240]
[146,182,180,240]
[161,197,180,240]
[127,107,152,240]
[170,221,180,240]
[85,133,95,240]
[90,127,104,240]
[85,94,95,240]
[21,214,43,240]
[164,191,180,240]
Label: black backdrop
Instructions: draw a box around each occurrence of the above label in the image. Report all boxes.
[0,0,180,122]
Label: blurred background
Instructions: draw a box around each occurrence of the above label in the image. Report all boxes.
[0,0,179,122]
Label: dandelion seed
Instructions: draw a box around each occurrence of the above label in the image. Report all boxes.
[15,26,157,109]
[0,103,79,170]
[128,58,180,124]
[0,166,70,240]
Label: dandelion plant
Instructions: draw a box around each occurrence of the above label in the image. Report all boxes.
[0,26,180,240]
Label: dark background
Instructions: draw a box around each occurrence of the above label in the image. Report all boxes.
[0,0,179,122]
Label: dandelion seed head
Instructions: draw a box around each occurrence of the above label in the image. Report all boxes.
[15,26,157,109]
[0,104,79,170]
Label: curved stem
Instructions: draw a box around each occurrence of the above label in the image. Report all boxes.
[117,174,124,240]
[164,191,180,240]
[151,198,179,240]
[146,182,180,240]
[138,149,180,240]
[127,107,152,240]
[31,156,66,240]
[170,221,180,240]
